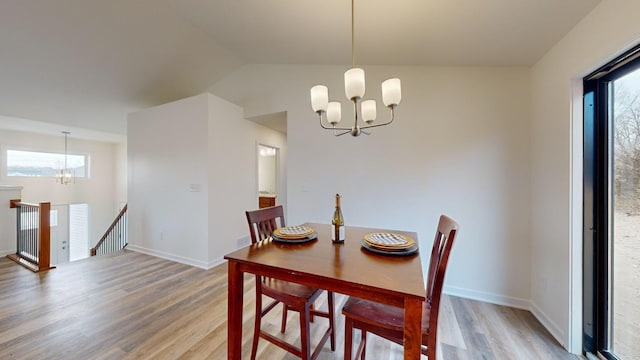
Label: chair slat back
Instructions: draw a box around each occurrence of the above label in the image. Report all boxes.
[246,205,286,244]
[426,215,459,309]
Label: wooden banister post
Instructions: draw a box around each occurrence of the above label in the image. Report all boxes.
[38,202,54,272]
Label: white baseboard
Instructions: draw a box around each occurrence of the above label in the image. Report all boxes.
[81,242,575,351]
[127,235,252,270]
[126,245,212,270]
[125,244,570,350]
[0,249,15,257]
[206,257,226,270]
[530,301,567,349]
[236,235,251,248]
[443,285,531,310]
[444,285,568,351]
[127,245,229,270]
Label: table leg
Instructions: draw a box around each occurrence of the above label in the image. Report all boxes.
[228,261,244,359]
[403,297,422,359]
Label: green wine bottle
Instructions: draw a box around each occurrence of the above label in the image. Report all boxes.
[332,194,345,243]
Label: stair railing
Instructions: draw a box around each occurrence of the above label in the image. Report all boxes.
[91,204,127,256]
[8,199,55,272]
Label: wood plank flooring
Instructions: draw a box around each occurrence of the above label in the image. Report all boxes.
[0,251,579,359]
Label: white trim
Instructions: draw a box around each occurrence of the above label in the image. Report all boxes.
[205,257,226,270]
[0,185,23,191]
[443,285,569,350]
[531,301,567,349]
[568,78,584,354]
[0,249,15,257]
[127,245,223,270]
[443,285,531,310]
[236,235,251,249]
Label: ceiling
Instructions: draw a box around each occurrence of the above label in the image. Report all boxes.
[165,0,600,66]
[0,0,600,140]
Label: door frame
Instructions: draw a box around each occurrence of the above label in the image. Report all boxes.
[256,143,280,205]
[583,44,640,359]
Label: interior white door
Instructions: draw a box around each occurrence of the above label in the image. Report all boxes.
[50,205,70,265]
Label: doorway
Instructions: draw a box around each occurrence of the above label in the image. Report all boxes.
[584,46,640,359]
[49,203,89,265]
[50,205,69,265]
[258,144,278,208]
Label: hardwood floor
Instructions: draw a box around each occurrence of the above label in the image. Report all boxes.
[0,251,578,359]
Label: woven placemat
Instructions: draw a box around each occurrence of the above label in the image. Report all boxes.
[364,232,414,249]
[274,226,315,239]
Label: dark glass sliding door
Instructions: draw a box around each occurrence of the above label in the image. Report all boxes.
[584,47,640,360]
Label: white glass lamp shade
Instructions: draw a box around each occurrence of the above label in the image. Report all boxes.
[382,78,401,107]
[361,100,376,123]
[310,85,329,113]
[327,102,342,125]
[344,68,365,100]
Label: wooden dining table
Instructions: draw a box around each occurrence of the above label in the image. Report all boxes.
[224,222,425,359]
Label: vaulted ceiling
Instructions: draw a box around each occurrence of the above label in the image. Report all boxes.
[0,0,600,139]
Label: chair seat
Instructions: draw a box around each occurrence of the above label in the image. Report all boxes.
[341,297,431,335]
[262,278,322,300]
[246,205,336,359]
[341,215,458,360]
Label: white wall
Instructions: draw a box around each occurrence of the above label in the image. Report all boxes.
[128,94,210,266]
[115,141,127,210]
[128,93,287,267]
[530,0,640,352]
[206,94,252,262]
[0,186,21,255]
[0,129,122,247]
[210,64,532,306]
[207,94,287,263]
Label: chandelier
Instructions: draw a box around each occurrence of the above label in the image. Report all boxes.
[56,131,74,185]
[310,0,401,137]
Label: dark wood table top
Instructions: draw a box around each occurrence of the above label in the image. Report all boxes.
[224,222,425,304]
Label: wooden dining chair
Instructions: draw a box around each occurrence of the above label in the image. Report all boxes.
[341,214,459,359]
[245,205,336,360]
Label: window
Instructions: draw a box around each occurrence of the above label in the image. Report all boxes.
[6,149,88,178]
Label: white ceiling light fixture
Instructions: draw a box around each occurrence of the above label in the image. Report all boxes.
[56,131,75,185]
[310,0,401,137]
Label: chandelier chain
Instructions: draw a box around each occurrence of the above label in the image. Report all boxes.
[351,0,355,68]
[63,131,69,170]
